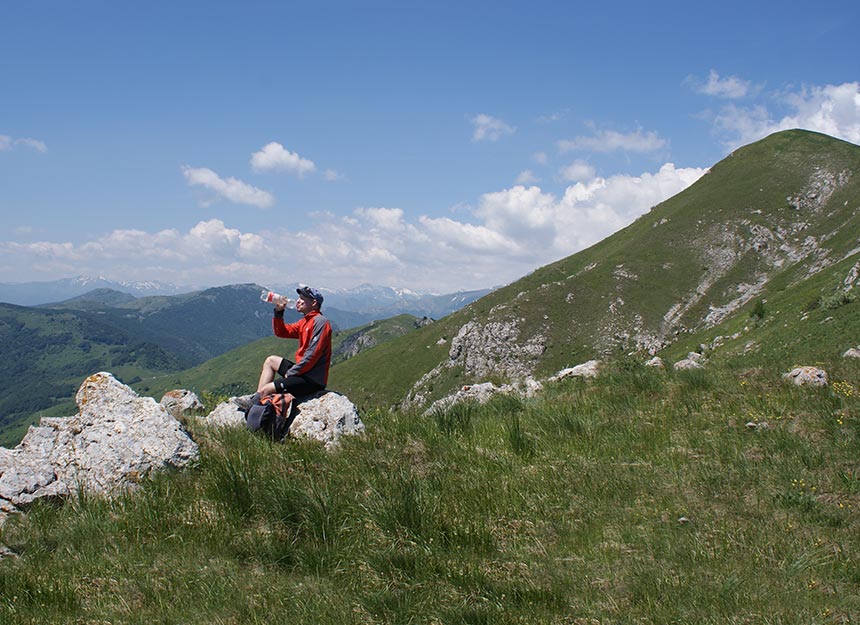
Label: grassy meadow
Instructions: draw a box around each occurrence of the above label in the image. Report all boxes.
[2,358,859,624]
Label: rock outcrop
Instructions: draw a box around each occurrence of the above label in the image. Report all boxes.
[402,318,547,409]
[0,372,199,526]
[160,389,205,418]
[286,392,365,450]
[449,320,547,379]
[422,361,599,415]
[548,360,601,382]
[782,366,828,387]
[674,352,705,370]
[422,378,543,416]
[204,391,364,450]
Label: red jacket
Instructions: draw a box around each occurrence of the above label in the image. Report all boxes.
[273,310,332,387]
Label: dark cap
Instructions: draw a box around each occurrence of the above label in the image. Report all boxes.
[296,284,324,305]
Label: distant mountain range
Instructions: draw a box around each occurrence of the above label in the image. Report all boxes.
[0,277,493,324]
[268,282,493,323]
[0,276,188,305]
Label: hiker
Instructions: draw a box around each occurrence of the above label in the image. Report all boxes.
[240,285,333,409]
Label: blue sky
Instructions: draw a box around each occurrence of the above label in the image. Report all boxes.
[2,0,859,293]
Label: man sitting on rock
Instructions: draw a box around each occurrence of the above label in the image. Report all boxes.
[238,285,332,409]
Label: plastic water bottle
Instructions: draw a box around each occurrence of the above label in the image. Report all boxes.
[260,290,290,306]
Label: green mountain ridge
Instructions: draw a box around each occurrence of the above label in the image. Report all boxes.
[327,130,860,409]
[0,302,187,445]
[44,283,295,366]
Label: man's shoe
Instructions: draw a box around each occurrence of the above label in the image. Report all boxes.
[234,393,260,411]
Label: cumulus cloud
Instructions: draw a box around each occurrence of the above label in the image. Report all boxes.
[516,170,540,184]
[3,164,707,291]
[250,142,317,177]
[559,159,596,182]
[181,166,274,208]
[558,128,667,153]
[714,81,860,148]
[0,135,48,152]
[0,219,271,286]
[470,114,515,142]
[691,70,752,99]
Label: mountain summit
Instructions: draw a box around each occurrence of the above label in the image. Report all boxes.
[331,130,860,407]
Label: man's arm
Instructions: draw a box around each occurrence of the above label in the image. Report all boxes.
[273,309,300,339]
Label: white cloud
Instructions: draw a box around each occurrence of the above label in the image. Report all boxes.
[558,128,667,153]
[533,152,548,165]
[0,135,48,152]
[692,70,752,99]
[470,114,515,142]
[181,166,275,208]
[2,164,707,292]
[355,206,407,231]
[0,219,272,286]
[537,109,568,123]
[323,169,342,181]
[714,81,860,148]
[516,170,539,184]
[559,159,596,182]
[419,216,512,254]
[250,142,317,177]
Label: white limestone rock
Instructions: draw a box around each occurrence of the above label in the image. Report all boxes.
[205,400,247,428]
[204,392,365,451]
[0,372,199,526]
[288,392,365,450]
[423,382,508,416]
[160,389,205,418]
[674,353,705,370]
[449,320,547,379]
[782,366,828,387]
[843,347,860,359]
[548,360,601,382]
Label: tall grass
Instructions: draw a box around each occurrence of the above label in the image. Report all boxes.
[2,360,859,623]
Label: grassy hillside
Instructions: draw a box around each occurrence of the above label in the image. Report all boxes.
[331,314,430,365]
[2,357,859,623]
[331,130,860,409]
[663,252,860,368]
[330,319,453,409]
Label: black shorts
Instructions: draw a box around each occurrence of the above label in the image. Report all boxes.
[274,359,325,397]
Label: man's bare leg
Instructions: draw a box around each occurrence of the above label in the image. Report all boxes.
[257,355,283,394]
